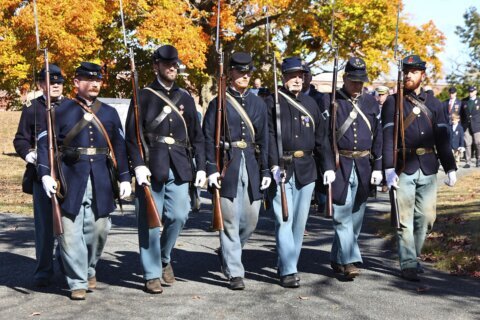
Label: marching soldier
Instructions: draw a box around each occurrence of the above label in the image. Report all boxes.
[125,45,206,294]
[13,64,65,287]
[38,62,132,300]
[267,57,335,288]
[326,57,383,278]
[460,85,480,168]
[382,55,457,281]
[203,52,270,290]
[302,65,330,214]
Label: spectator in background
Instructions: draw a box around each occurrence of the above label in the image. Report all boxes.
[250,78,262,95]
[450,114,465,164]
[375,85,389,110]
[442,87,461,124]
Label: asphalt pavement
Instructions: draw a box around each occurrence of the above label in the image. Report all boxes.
[1,168,479,320]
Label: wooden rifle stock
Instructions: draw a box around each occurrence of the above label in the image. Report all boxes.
[129,50,162,228]
[43,52,63,236]
[389,63,403,230]
[211,55,226,231]
[326,48,339,219]
[280,180,288,222]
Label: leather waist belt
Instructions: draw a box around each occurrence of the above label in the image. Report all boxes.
[400,147,434,156]
[283,150,313,158]
[338,150,370,158]
[147,135,188,148]
[61,146,109,155]
[221,140,255,150]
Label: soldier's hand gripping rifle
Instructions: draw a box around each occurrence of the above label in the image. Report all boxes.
[273,54,289,222]
[326,0,339,218]
[33,0,63,236]
[119,0,161,228]
[389,4,403,229]
[211,0,227,231]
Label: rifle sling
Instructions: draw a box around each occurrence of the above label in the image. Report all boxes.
[72,98,117,168]
[146,90,183,131]
[144,87,191,149]
[405,95,433,128]
[336,90,372,141]
[63,100,101,147]
[225,92,255,143]
[278,91,315,131]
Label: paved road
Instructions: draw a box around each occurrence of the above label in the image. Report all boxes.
[1,171,479,319]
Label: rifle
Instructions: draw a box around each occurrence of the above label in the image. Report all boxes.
[326,0,339,219]
[211,0,226,231]
[272,54,289,222]
[119,0,161,228]
[33,0,63,236]
[390,4,403,230]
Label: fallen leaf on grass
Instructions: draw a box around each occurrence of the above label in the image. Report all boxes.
[298,296,310,300]
[29,312,41,316]
[192,295,201,300]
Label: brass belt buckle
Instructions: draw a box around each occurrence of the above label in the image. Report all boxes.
[293,150,304,158]
[237,141,247,149]
[85,148,95,155]
[164,137,175,145]
[416,148,426,155]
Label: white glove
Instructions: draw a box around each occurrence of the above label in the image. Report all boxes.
[370,170,383,186]
[271,166,283,184]
[385,168,399,190]
[119,181,132,199]
[444,170,457,187]
[458,147,465,153]
[208,172,221,189]
[260,177,271,190]
[323,170,336,185]
[134,165,151,186]
[25,151,37,164]
[194,170,207,187]
[41,175,57,198]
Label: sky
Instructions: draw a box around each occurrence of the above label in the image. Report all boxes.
[402,0,475,79]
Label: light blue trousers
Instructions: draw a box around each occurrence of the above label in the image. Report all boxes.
[32,180,54,281]
[396,170,437,270]
[272,173,315,276]
[331,166,367,265]
[59,177,111,291]
[219,154,261,278]
[136,169,190,281]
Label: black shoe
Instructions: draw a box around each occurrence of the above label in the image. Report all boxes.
[280,274,300,288]
[416,262,425,274]
[229,277,245,290]
[330,261,345,274]
[464,163,471,169]
[401,268,420,282]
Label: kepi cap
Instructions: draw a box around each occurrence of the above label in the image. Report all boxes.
[229,52,255,72]
[402,55,426,71]
[468,85,477,92]
[281,57,307,74]
[75,62,103,79]
[38,64,64,83]
[344,57,369,82]
[152,45,180,63]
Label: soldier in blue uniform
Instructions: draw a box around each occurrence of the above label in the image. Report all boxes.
[442,87,461,124]
[302,65,330,214]
[325,57,383,279]
[267,57,335,288]
[125,45,206,294]
[13,64,65,287]
[382,55,457,281]
[460,85,480,168]
[38,62,132,300]
[204,52,270,290]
